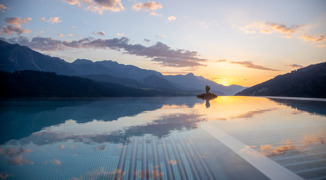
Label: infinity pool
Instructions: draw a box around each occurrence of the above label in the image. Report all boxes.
[0,96,325,179]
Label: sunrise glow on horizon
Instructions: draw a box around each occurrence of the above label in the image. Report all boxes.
[0,0,325,87]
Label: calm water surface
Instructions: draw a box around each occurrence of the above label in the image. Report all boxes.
[0,96,325,180]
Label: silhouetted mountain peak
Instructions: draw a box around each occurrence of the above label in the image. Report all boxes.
[186,73,195,76]
[236,62,326,98]
[73,59,93,64]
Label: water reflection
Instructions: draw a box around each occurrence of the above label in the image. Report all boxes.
[0,96,325,180]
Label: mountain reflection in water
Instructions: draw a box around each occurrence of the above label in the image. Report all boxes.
[0,96,325,180]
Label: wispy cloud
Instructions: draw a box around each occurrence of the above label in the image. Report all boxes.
[1,17,32,35]
[132,1,162,16]
[62,0,124,14]
[301,34,325,43]
[288,64,303,68]
[230,61,279,71]
[241,21,302,38]
[216,59,226,62]
[167,16,176,22]
[0,4,8,13]
[116,33,124,36]
[93,30,105,36]
[155,34,166,38]
[8,36,207,68]
[58,33,63,37]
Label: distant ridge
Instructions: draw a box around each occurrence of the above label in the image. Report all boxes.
[0,71,192,98]
[0,40,246,95]
[236,62,326,98]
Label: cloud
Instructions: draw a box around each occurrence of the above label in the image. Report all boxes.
[288,64,303,68]
[230,61,279,71]
[0,147,34,166]
[216,59,226,62]
[68,33,74,37]
[132,1,162,16]
[167,16,176,22]
[0,4,8,13]
[259,140,295,156]
[58,33,63,37]
[72,26,77,28]
[116,33,124,36]
[134,170,163,179]
[133,1,162,11]
[241,21,302,38]
[168,160,177,165]
[94,145,106,151]
[93,31,105,36]
[318,44,326,48]
[155,34,166,38]
[231,109,275,119]
[5,17,32,28]
[2,17,32,34]
[301,34,325,43]
[0,171,11,179]
[50,159,61,165]
[2,25,32,35]
[62,0,81,7]
[8,36,207,68]
[62,0,124,14]
[47,17,62,24]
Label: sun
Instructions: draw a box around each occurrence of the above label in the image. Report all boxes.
[214,78,232,86]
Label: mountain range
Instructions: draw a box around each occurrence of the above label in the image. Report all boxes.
[236,62,326,98]
[0,40,246,96]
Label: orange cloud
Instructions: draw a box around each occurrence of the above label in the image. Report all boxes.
[50,159,61,165]
[260,140,295,156]
[302,135,326,147]
[230,61,279,71]
[301,34,325,43]
[48,17,62,24]
[134,170,163,179]
[62,0,124,14]
[167,16,176,22]
[0,171,11,179]
[0,147,34,166]
[169,160,177,165]
[241,21,302,38]
[0,4,8,13]
[1,17,32,34]
[133,1,162,16]
[5,17,32,27]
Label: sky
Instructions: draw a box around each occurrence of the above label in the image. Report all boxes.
[0,0,325,86]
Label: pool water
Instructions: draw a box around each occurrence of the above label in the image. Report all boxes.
[0,96,325,179]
